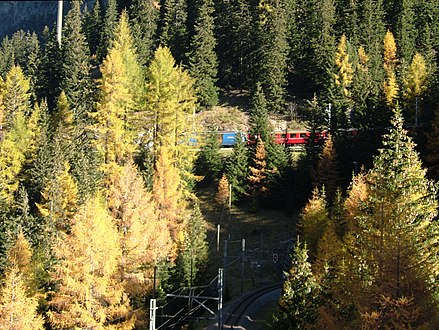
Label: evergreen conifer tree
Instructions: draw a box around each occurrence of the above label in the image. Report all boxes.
[225,133,249,200]
[215,0,254,88]
[255,0,289,113]
[129,0,159,66]
[38,27,62,110]
[158,0,189,63]
[83,0,102,58]
[274,240,319,329]
[195,132,222,184]
[98,0,118,62]
[61,0,94,122]
[187,0,218,108]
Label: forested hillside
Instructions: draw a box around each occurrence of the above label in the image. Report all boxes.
[0,0,438,328]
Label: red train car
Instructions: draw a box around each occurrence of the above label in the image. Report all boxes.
[273,130,327,146]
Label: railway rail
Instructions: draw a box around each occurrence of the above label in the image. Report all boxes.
[221,283,282,329]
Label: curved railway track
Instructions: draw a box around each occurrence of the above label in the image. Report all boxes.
[222,283,282,329]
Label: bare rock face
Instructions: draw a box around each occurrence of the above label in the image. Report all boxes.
[0,1,59,38]
[0,0,94,39]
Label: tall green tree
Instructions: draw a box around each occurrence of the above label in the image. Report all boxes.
[195,132,223,184]
[188,0,218,108]
[158,0,189,63]
[83,0,103,58]
[38,27,62,110]
[214,0,254,88]
[255,0,289,113]
[60,0,94,122]
[98,0,119,62]
[225,133,249,200]
[129,0,159,66]
[274,240,320,329]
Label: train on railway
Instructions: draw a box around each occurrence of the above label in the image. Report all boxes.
[212,130,328,148]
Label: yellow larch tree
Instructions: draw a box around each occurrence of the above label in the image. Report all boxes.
[48,195,134,330]
[0,66,33,204]
[334,34,354,98]
[383,30,399,106]
[215,173,230,207]
[152,146,187,260]
[404,52,428,125]
[0,231,44,330]
[145,46,197,186]
[298,188,329,260]
[36,161,78,233]
[92,41,134,176]
[0,266,44,330]
[107,160,172,297]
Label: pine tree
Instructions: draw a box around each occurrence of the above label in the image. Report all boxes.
[174,202,208,287]
[425,104,439,180]
[38,27,62,110]
[225,133,249,200]
[187,0,218,108]
[98,0,118,62]
[333,34,354,100]
[274,239,319,329]
[215,0,254,88]
[255,0,289,113]
[91,24,136,175]
[36,161,78,233]
[158,0,189,63]
[152,146,186,257]
[195,132,223,184]
[393,0,416,64]
[329,33,354,128]
[48,195,134,329]
[0,230,44,330]
[129,0,159,66]
[344,172,368,233]
[83,0,102,58]
[2,65,31,128]
[0,137,24,205]
[106,160,171,323]
[60,0,94,122]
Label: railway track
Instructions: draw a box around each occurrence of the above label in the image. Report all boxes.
[221,283,282,329]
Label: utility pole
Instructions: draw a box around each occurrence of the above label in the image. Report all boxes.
[241,239,245,294]
[57,1,63,46]
[149,299,157,330]
[218,268,224,330]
